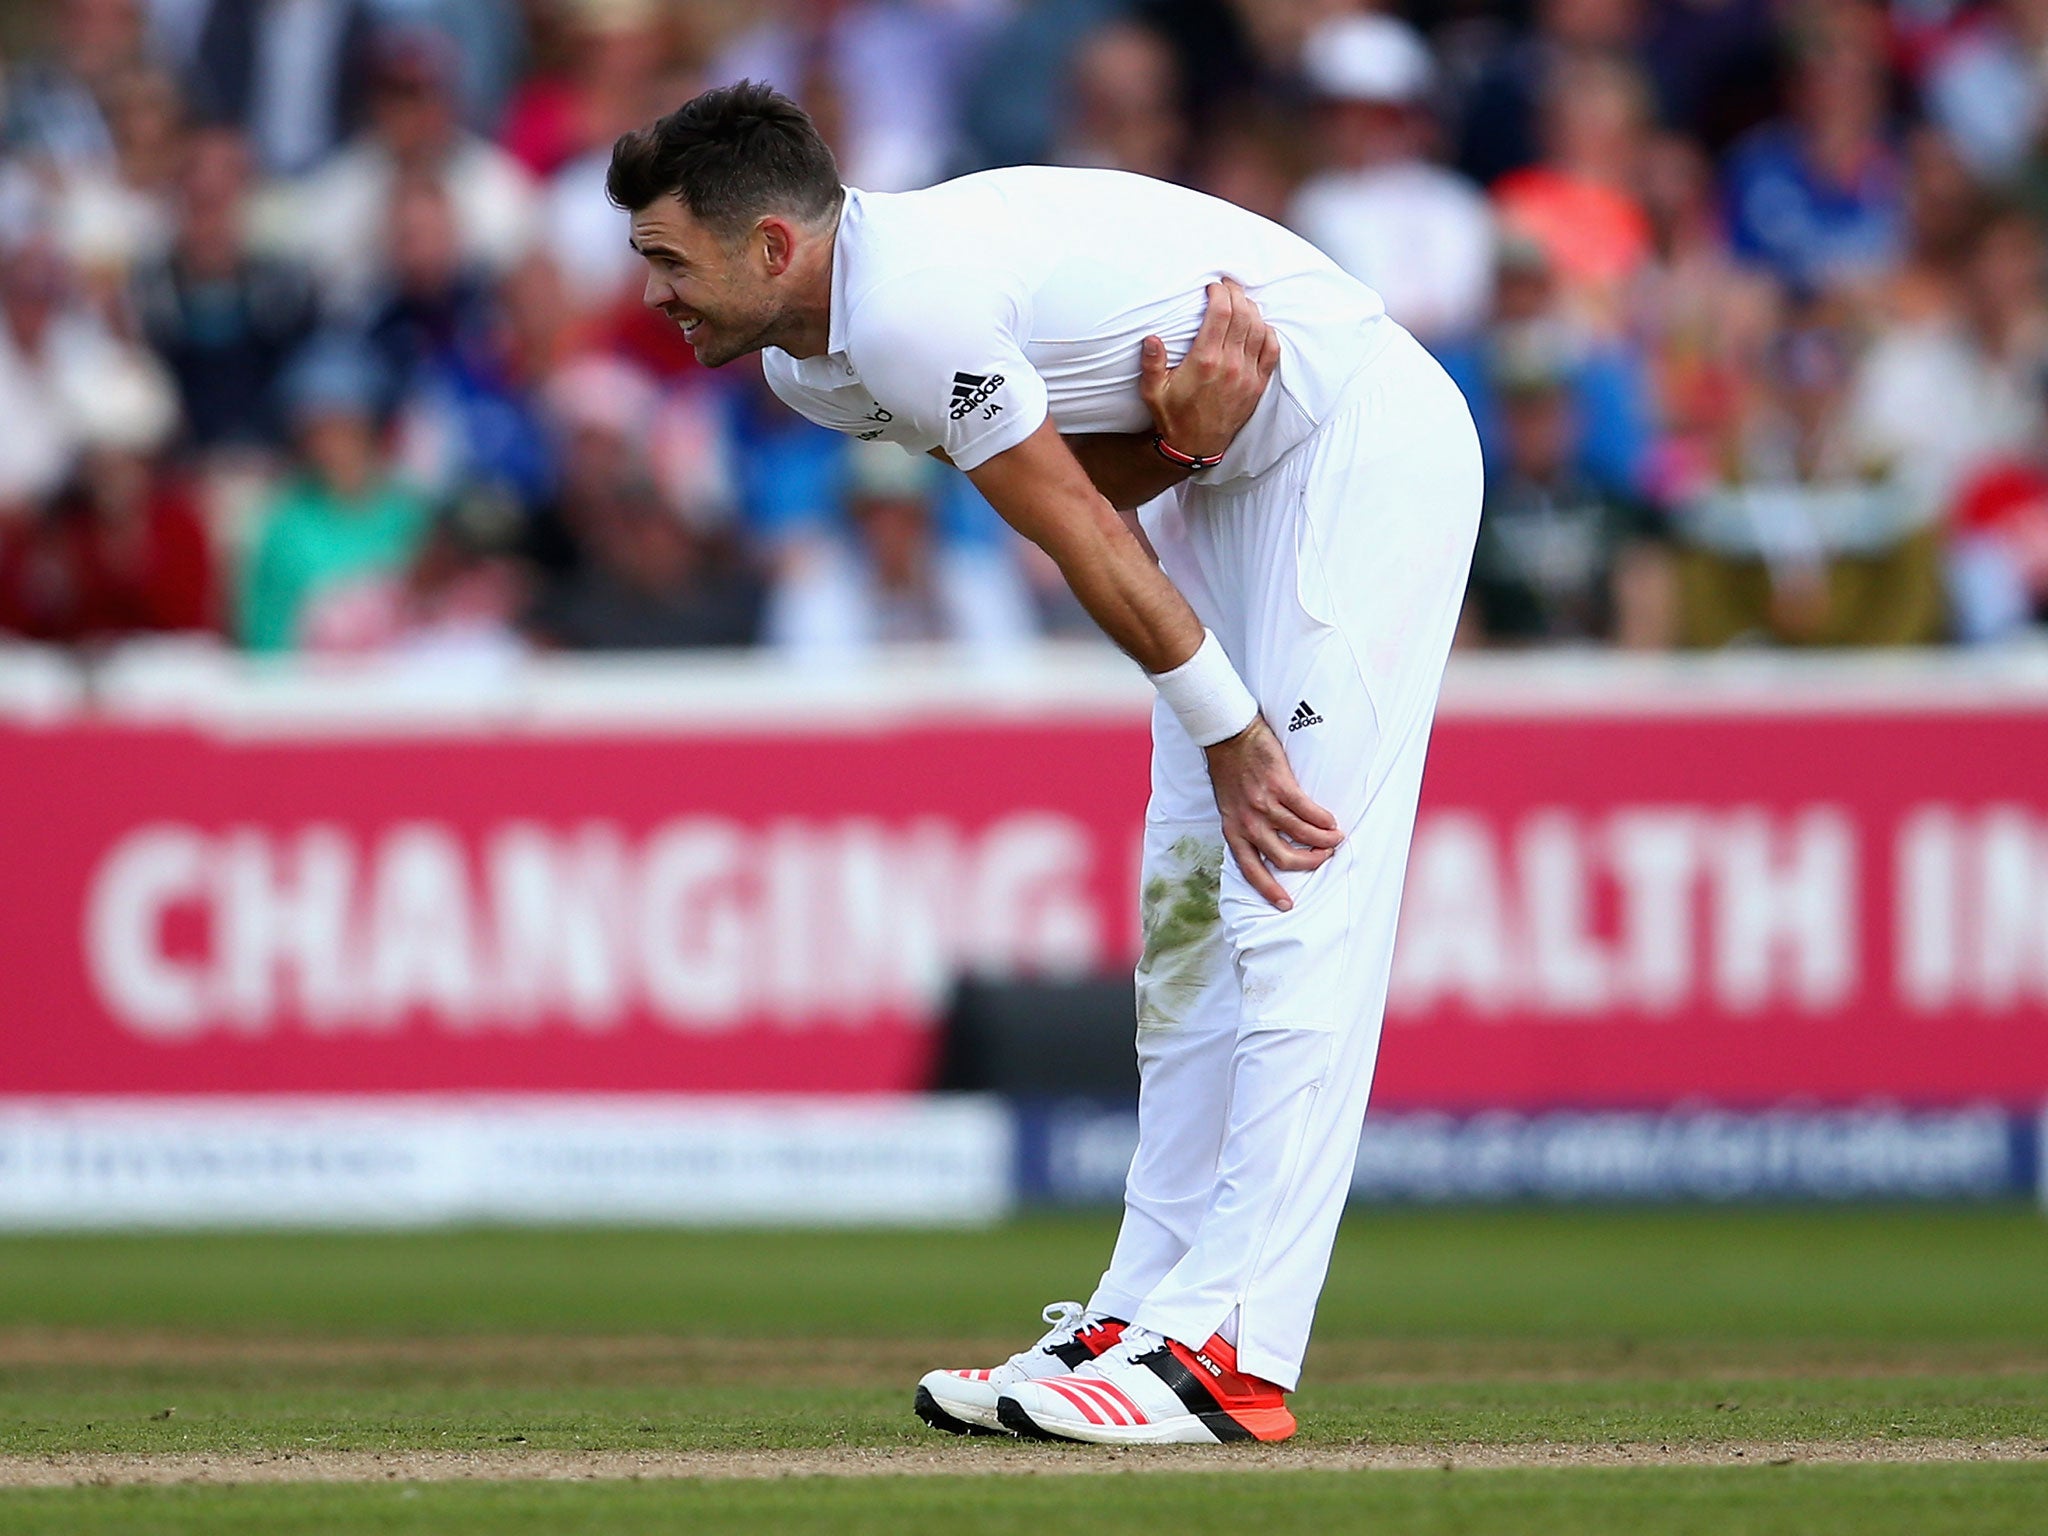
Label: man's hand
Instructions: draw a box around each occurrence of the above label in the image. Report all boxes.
[1063,279,1281,509]
[1140,278,1282,461]
[1204,716,1343,911]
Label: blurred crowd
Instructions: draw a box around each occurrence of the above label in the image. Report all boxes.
[2,0,2048,664]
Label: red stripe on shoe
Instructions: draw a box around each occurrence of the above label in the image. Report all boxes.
[1061,1377,1137,1426]
[1041,1378,1110,1425]
[1082,1377,1148,1424]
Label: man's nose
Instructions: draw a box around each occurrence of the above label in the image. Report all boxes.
[642,270,667,309]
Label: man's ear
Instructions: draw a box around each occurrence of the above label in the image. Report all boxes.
[758,217,797,277]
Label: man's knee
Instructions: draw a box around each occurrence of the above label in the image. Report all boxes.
[1136,828,1231,1031]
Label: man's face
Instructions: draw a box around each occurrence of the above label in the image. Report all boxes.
[630,195,779,368]
[371,65,454,163]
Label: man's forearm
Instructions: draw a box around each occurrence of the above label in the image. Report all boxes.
[969,419,1202,672]
[1049,504,1205,673]
[1064,433,1193,511]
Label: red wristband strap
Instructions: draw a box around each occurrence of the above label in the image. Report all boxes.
[1152,433,1226,472]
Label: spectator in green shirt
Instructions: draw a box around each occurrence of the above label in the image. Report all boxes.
[238,335,428,652]
[1464,332,1676,648]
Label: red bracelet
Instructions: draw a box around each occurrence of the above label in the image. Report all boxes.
[1152,434,1226,472]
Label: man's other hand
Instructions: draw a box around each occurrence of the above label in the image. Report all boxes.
[1139,278,1282,462]
[1203,715,1343,911]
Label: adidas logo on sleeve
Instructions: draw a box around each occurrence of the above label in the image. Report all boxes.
[1287,700,1323,732]
[949,371,1005,419]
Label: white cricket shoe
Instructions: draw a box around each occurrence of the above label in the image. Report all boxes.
[996,1326,1297,1445]
[914,1301,1127,1435]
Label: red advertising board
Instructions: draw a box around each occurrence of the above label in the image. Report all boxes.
[4,660,2047,1109]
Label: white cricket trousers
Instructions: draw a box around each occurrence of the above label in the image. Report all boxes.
[1086,321,1481,1390]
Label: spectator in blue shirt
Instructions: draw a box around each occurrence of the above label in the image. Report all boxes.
[1436,234,1657,502]
[1721,3,1903,295]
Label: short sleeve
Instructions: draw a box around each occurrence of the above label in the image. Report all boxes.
[844,273,1050,471]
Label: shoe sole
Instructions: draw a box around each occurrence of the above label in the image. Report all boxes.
[996,1393,1296,1446]
[996,1395,1057,1440]
[914,1385,1004,1436]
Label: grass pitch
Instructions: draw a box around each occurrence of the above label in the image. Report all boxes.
[7,1466,2048,1536]
[2,1207,2045,1532]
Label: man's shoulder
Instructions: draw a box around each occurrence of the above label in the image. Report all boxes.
[841,165,1193,295]
[838,266,1015,366]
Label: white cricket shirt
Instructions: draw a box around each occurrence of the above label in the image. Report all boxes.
[761,166,1389,481]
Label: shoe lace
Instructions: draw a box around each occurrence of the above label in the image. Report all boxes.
[1093,1324,1164,1370]
[1033,1300,1089,1351]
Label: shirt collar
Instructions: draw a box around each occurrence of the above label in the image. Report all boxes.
[824,185,862,359]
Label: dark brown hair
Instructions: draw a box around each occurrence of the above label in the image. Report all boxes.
[606,80,842,237]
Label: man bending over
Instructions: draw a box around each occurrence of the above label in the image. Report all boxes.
[611,81,1481,1446]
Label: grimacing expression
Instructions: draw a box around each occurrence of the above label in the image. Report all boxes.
[629,196,781,368]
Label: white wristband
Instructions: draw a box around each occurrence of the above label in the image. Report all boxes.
[1147,629,1258,747]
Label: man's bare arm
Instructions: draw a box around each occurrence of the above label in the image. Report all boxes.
[1065,279,1282,510]
[1064,434,1188,512]
[969,417,1200,672]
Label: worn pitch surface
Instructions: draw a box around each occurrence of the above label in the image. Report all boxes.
[2,1210,2045,1530]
